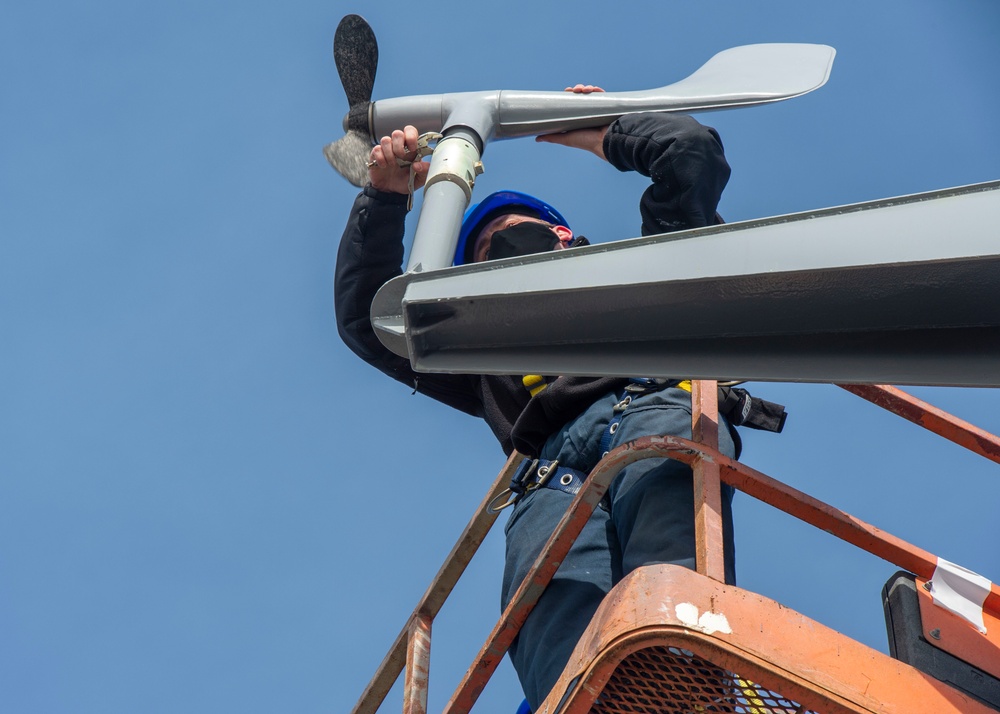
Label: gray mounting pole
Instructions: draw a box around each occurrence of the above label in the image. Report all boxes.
[405,103,492,273]
[405,130,481,273]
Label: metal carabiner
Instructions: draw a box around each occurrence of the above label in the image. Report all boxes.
[612,395,632,413]
[487,488,518,514]
[395,131,443,166]
[396,131,444,210]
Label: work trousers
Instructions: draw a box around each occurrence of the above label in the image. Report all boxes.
[501,387,737,711]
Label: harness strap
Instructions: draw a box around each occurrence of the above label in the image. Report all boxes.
[514,458,587,497]
[487,457,589,512]
[488,380,786,514]
[599,379,692,457]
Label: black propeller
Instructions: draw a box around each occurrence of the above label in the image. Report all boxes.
[324,14,378,187]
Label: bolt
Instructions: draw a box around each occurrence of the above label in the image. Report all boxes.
[929,628,941,640]
[922,581,932,592]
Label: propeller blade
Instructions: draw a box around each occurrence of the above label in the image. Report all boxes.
[326,15,377,185]
[333,14,377,110]
[323,130,371,188]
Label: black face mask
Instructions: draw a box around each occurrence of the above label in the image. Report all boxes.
[487,221,561,260]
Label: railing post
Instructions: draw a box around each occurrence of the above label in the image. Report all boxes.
[691,380,726,582]
[403,613,432,714]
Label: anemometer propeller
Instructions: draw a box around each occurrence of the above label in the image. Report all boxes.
[325,14,836,273]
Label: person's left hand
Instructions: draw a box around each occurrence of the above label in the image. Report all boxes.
[368,125,429,195]
[535,85,609,160]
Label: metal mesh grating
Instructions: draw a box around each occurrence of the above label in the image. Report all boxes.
[591,646,817,714]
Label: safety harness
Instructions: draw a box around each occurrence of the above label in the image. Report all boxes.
[488,378,786,513]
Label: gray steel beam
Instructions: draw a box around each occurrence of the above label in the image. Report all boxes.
[371,181,1000,387]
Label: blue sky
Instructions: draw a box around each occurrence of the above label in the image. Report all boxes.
[2,2,999,712]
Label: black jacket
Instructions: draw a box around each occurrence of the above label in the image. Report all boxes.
[335,112,730,456]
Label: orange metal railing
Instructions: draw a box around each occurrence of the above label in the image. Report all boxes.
[350,382,1000,714]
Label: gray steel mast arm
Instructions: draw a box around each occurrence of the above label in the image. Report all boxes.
[366,44,835,141]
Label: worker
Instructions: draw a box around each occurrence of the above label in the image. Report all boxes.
[335,94,779,709]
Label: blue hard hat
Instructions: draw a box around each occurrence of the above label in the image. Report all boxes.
[454,190,570,265]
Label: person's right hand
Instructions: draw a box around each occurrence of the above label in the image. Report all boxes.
[368,125,430,195]
[564,84,603,94]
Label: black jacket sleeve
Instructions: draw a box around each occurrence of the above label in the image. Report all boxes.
[334,186,484,417]
[602,112,730,235]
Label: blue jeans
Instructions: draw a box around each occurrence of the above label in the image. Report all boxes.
[501,387,737,710]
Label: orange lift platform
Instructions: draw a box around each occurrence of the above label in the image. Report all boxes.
[350,382,1000,714]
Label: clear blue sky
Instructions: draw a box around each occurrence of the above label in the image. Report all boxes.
[2,2,999,712]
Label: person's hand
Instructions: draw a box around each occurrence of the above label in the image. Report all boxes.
[563,84,604,94]
[535,85,608,160]
[368,125,430,195]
